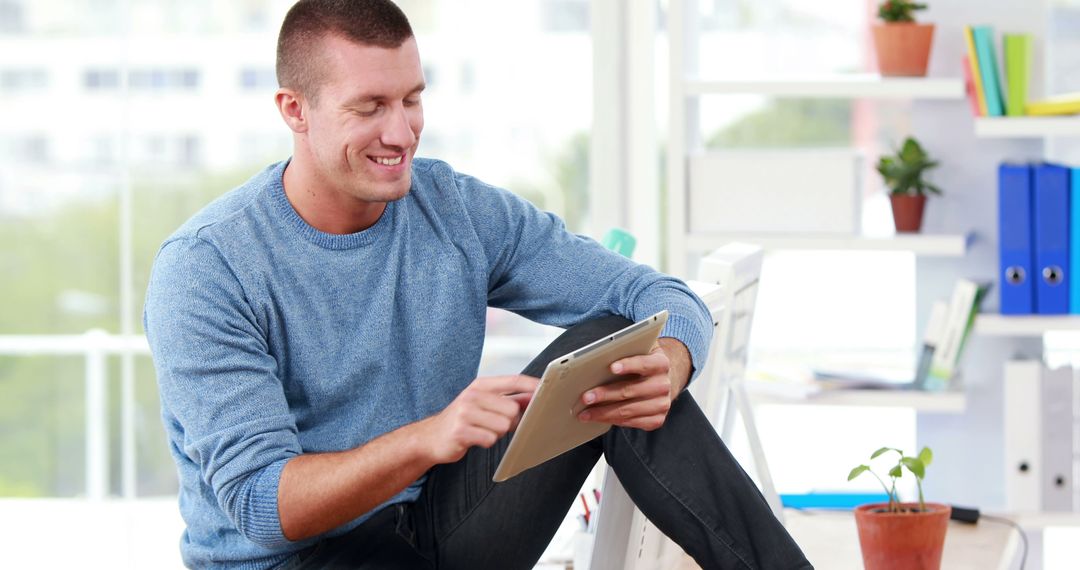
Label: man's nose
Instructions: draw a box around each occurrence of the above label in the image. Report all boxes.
[381,105,417,149]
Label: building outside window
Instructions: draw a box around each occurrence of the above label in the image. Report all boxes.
[238,66,276,90]
[0,68,46,91]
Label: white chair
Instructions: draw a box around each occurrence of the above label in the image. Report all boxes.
[588,243,782,570]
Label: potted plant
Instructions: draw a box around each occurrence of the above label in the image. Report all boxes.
[873,1,935,76]
[848,446,951,570]
[876,136,941,233]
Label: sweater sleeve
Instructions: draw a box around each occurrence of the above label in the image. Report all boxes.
[144,236,300,548]
[455,172,714,379]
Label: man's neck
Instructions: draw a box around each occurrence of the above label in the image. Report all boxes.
[282,156,387,235]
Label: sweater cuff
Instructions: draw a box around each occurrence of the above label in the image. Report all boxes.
[659,312,711,384]
[239,457,291,548]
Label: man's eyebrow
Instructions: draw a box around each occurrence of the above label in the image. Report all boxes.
[342,82,426,107]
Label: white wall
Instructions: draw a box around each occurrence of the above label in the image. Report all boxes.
[913,0,1047,509]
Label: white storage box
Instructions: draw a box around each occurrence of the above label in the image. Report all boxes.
[688,149,864,235]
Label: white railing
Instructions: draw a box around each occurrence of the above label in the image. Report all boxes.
[0,331,150,500]
[0,330,553,501]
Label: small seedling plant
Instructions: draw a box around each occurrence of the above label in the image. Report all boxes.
[848,446,934,513]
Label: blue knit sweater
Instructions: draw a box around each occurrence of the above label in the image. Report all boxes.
[143,158,712,569]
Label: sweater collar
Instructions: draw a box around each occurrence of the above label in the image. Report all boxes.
[267,158,396,250]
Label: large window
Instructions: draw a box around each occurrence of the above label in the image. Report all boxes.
[0,0,592,502]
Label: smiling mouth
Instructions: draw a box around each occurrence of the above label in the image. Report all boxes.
[371,155,404,166]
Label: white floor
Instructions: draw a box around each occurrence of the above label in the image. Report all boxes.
[0,497,579,569]
[4,498,1079,569]
[0,498,186,569]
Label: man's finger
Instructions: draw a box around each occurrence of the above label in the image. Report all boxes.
[509,409,526,433]
[620,414,667,431]
[461,426,501,449]
[507,392,533,410]
[578,396,670,424]
[610,349,669,377]
[466,408,515,437]
[476,374,540,395]
[472,391,526,418]
[582,375,669,406]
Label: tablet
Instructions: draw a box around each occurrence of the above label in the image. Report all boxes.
[493,310,669,482]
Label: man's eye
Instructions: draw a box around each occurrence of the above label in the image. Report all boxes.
[404,98,420,107]
[357,104,382,116]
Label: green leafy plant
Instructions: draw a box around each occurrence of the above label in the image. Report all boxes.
[848,446,934,513]
[878,0,927,23]
[876,136,942,197]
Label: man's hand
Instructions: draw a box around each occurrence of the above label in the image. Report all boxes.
[576,337,692,431]
[419,374,539,465]
[279,374,537,542]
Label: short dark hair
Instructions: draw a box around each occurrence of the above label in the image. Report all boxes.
[276,0,414,103]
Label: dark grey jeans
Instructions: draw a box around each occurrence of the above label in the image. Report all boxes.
[280,316,811,569]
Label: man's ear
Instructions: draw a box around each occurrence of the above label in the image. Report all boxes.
[275,88,309,134]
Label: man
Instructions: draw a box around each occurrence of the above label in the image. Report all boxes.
[144,1,811,568]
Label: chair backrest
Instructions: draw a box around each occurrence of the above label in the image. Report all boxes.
[689,243,764,429]
[588,243,764,570]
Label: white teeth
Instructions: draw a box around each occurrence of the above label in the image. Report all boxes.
[376,156,402,166]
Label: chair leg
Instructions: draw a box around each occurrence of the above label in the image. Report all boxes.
[733,382,785,524]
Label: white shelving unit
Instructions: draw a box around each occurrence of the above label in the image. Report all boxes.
[685,233,971,257]
[665,1,973,429]
[975,117,1080,138]
[666,0,1075,530]
[666,2,971,431]
[665,5,967,277]
[960,6,1080,518]
[686,75,964,99]
[975,314,1080,336]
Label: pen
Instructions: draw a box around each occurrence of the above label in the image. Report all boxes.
[593,488,601,504]
[579,492,591,524]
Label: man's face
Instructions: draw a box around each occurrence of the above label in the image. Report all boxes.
[302,35,425,204]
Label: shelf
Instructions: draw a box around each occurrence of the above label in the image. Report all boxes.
[974,314,1080,336]
[685,233,971,257]
[752,388,966,413]
[974,117,1080,138]
[685,74,964,99]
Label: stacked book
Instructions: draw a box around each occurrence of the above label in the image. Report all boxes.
[962,25,1080,118]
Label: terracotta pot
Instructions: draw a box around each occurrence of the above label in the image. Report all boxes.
[890,194,927,233]
[872,23,935,77]
[854,502,951,570]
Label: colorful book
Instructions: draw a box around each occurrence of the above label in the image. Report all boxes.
[1026,92,1080,116]
[914,301,949,388]
[972,26,1005,116]
[926,279,989,391]
[961,55,982,116]
[962,26,988,116]
[1003,33,1032,117]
